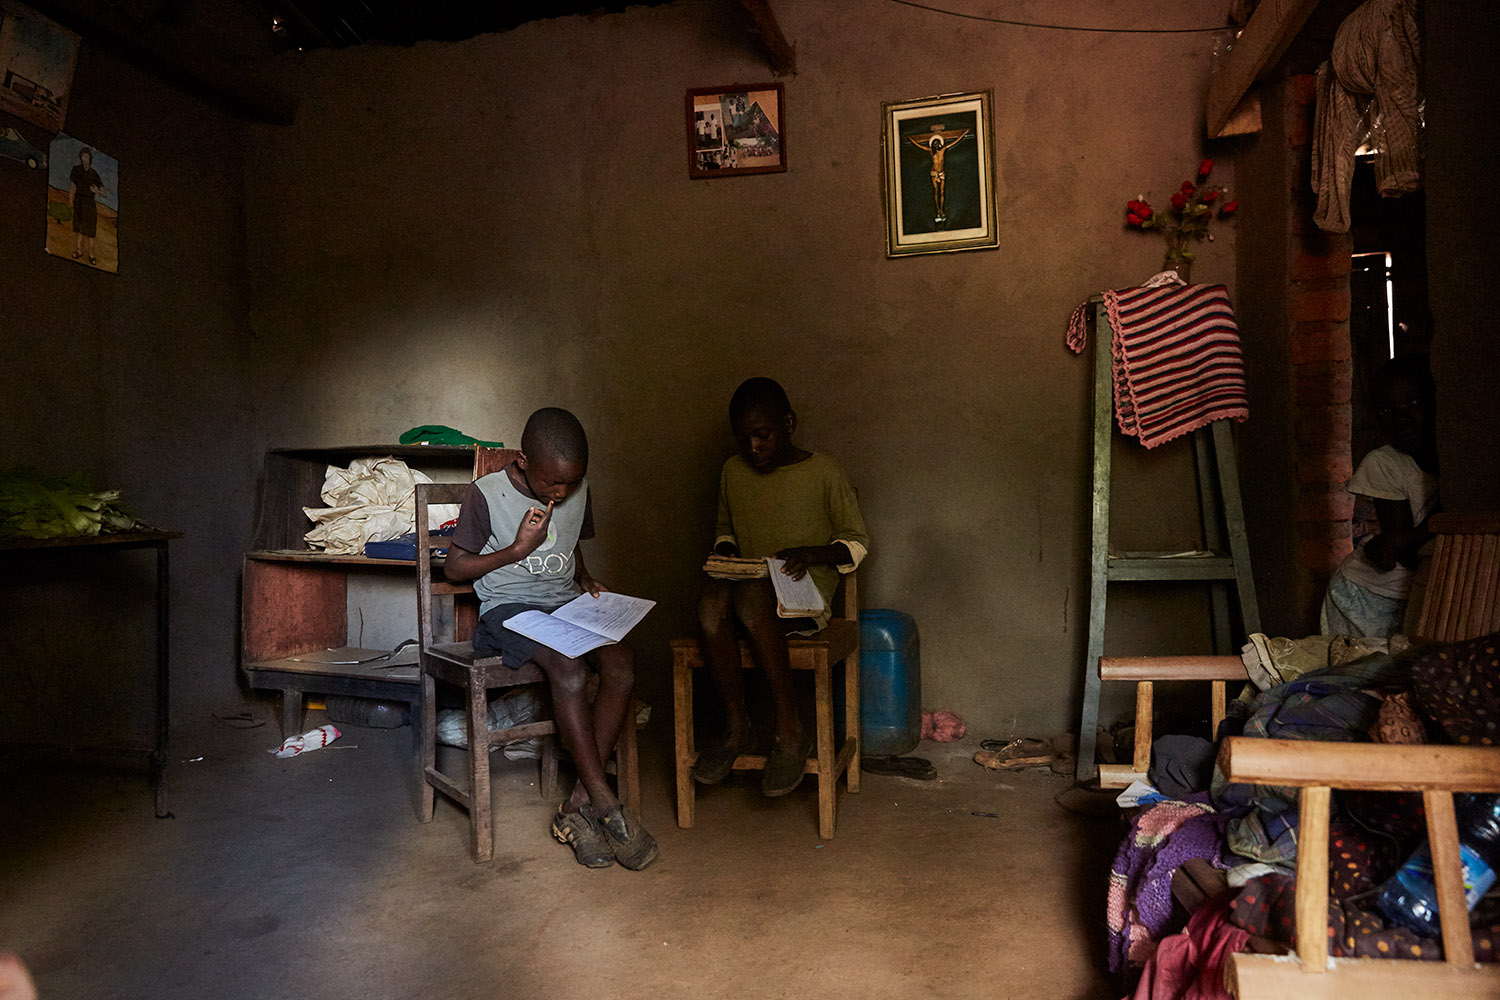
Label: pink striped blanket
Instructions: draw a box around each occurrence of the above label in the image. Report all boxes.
[1067,284,1249,449]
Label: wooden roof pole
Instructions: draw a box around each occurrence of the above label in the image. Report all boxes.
[1206,0,1322,137]
[739,0,796,76]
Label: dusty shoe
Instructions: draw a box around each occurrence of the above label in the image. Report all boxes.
[762,731,812,797]
[691,736,751,785]
[598,804,658,870]
[551,804,614,868]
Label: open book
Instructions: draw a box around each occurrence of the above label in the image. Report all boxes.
[701,555,825,618]
[765,557,825,618]
[503,591,656,658]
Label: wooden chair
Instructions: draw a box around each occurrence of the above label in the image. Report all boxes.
[1095,654,1247,789]
[671,573,860,839]
[414,478,639,862]
[1220,737,1500,998]
[1095,511,1500,790]
[1411,512,1500,643]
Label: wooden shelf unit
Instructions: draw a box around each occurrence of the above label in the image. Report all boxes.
[241,445,476,735]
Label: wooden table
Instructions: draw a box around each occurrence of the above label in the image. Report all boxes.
[0,530,180,817]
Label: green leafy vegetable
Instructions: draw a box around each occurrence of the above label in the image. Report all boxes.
[0,466,145,539]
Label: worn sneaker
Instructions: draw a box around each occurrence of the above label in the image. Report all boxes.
[761,731,812,797]
[597,804,659,870]
[551,805,614,868]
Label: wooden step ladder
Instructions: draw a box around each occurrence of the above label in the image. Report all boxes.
[1075,296,1261,782]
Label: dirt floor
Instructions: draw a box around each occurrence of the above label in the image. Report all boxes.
[0,722,1125,1000]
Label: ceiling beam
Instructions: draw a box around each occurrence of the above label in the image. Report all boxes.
[1205,0,1321,137]
[34,0,294,125]
[738,0,795,76]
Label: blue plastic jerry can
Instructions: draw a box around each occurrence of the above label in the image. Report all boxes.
[857,609,922,756]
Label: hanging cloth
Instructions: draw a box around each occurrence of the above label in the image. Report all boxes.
[1066,284,1249,449]
[1310,0,1422,233]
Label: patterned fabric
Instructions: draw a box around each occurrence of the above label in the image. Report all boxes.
[1373,690,1426,744]
[1065,284,1249,448]
[1327,820,1399,899]
[1108,799,1233,973]
[1411,632,1500,745]
[1340,788,1428,849]
[1229,872,1500,963]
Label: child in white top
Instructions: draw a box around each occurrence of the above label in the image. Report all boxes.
[1322,355,1438,637]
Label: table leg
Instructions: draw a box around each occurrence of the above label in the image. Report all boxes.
[281,689,305,737]
[154,541,172,819]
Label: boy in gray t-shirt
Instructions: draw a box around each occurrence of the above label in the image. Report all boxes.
[445,407,656,870]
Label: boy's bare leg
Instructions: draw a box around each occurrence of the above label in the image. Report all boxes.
[536,643,656,869]
[585,642,634,771]
[698,578,754,745]
[732,579,801,749]
[531,648,619,815]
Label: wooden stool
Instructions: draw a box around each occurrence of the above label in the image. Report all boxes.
[671,575,860,839]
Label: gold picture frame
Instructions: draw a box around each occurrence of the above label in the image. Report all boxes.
[881,90,998,257]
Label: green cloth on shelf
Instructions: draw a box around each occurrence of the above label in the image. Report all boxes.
[398,425,503,447]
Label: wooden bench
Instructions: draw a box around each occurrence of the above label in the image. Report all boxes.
[1220,737,1500,998]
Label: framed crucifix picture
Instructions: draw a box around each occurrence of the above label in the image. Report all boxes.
[881,90,998,257]
[686,83,786,179]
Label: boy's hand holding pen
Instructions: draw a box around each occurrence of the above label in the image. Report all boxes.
[513,501,553,555]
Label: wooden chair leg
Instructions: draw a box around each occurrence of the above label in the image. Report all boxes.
[619,700,641,815]
[1132,680,1154,775]
[844,651,860,794]
[466,673,493,863]
[815,657,836,840]
[674,653,696,830]
[419,671,436,822]
[540,734,558,801]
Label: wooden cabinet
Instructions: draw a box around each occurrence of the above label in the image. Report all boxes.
[240,445,475,735]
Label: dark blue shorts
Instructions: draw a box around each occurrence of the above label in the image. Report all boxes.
[473,602,565,666]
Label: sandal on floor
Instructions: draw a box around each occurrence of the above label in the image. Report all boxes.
[974,737,1053,770]
[762,731,812,797]
[551,804,614,868]
[861,755,937,780]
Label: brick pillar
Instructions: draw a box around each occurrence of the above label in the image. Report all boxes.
[1284,75,1355,610]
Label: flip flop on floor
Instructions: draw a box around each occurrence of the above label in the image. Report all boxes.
[861,755,937,780]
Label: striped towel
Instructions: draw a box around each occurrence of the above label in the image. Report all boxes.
[1067,284,1249,448]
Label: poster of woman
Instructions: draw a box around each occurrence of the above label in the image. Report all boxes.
[45,133,118,273]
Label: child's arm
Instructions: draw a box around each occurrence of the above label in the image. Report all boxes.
[1362,497,1434,571]
[573,545,606,597]
[712,462,738,557]
[774,543,853,580]
[443,500,553,582]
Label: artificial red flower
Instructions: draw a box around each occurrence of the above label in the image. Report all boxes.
[1180,181,1196,195]
[1203,189,1219,203]
[1197,158,1214,179]
[1171,191,1188,209]
[1219,199,1238,217]
[1126,214,1146,227]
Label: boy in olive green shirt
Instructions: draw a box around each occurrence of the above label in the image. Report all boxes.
[694,377,870,797]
